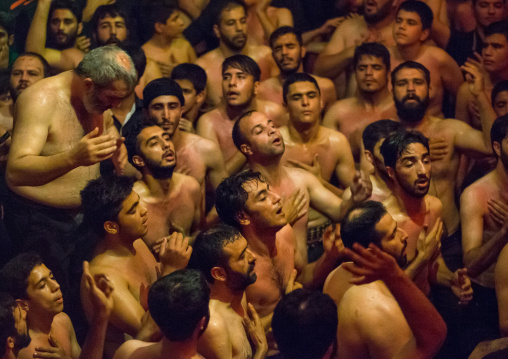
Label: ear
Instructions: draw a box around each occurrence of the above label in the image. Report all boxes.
[420,28,430,42]
[365,150,374,165]
[15,299,28,313]
[6,336,14,350]
[132,154,145,168]
[213,24,220,39]
[83,78,93,91]
[196,90,206,108]
[8,34,13,47]
[104,221,118,234]
[235,210,250,226]
[494,141,501,157]
[385,166,395,180]
[154,22,164,35]
[210,267,227,282]
[253,81,260,96]
[240,143,253,156]
[78,23,83,36]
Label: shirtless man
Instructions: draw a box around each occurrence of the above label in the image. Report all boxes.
[232,110,371,285]
[279,73,355,261]
[188,224,268,359]
[141,4,196,78]
[391,61,494,271]
[243,0,293,46]
[126,124,202,244]
[0,292,30,359]
[143,78,227,204]
[197,55,286,175]
[332,201,446,359]
[9,53,49,101]
[171,63,208,133]
[314,0,397,97]
[5,46,136,295]
[258,26,336,112]
[322,42,397,162]
[195,0,278,108]
[80,175,191,358]
[0,252,114,359]
[464,115,508,347]
[112,270,209,359]
[492,80,508,117]
[26,0,84,72]
[389,1,463,117]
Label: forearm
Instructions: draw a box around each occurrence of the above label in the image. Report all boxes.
[302,28,323,45]
[304,253,340,289]
[253,344,268,359]
[476,91,497,147]
[256,7,276,41]
[433,256,454,287]
[226,151,247,175]
[320,177,344,197]
[80,315,109,359]
[404,252,430,281]
[465,228,508,277]
[314,47,354,78]
[26,0,51,54]
[431,20,451,49]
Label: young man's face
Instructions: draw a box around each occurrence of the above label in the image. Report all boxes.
[392,67,430,122]
[271,33,304,75]
[474,0,505,29]
[49,8,80,48]
[239,112,285,158]
[222,66,258,108]
[136,125,177,173]
[483,33,508,74]
[285,80,321,125]
[158,11,184,40]
[10,56,45,97]
[375,213,409,267]
[25,265,63,316]
[174,79,200,117]
[494,90,508,116]
[391,142,431,198]
[355,55,388,93]
[393,10,427,46]
[147,95,183,136]
[215,5,247,51]
[115,190,149,239]
[241,179,287,230]
[95,15,127,46]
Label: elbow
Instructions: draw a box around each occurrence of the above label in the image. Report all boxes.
[6,166,24,187]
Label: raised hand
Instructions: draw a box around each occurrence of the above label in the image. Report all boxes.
[285,269,303,294]
[416,219,443,263]
[33,335,71,359]
[488,198,508,227]
[243,303,268,356]
[81,261,114,320]
[287,154,323,179]
[71,127,118,167]
[451,268,473,305]
[429,137,448,162]
[322,224,346,261]
[351,170,372,203]
[283,188,308,226]
[159,232,193,276]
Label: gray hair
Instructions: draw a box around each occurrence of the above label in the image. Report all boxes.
[75,46,137,91]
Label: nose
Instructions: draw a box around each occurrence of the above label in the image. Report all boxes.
[140,203,148,217]
[488,4,495,14]
[484,45,493,57]
[229,76,238,87]
[234,20,242,32]
[163,106,170,119]
[270,190,281,204]
[50,278,61,292]
[247,248,256,262]
[58,21,65,30]
[301,94,309,106]
[416,160,428,175]
[20,71,29,81]
[365,65,373,76]
[399,228,409,243]
[111,25,117,35]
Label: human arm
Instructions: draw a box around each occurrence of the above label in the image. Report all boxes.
[197,313,234,359]
[302,17,347,45]
[439,50,464,102]
[255,0,293,42]
[158,232,193,276]
[82,0,115,22]
[203,140,228,191]
[243,303,268,359]
[343,243,447,359]
[495,243,508,337]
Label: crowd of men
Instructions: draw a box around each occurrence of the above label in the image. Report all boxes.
[1,0,508,357]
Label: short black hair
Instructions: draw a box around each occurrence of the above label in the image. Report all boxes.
[146,3,179,38]
[232,110,256,151]
[391,61,430,87]
[484,20,508,41]
[396,1,434,31]
[80,175,135,236]
[49,0,83,23]
[0,253,44,300]
[91,4,128,34]
[380,130,429,168]
[0,12,14,36]
[0,293,16,355]
[187,224,243,283]
[213,0,247,25]
[14,52,51,78]
[354,42,391,70]
[148,269,210,341]
[222,55,260,83]
[269,26,303,48]
[362,120,402,153]
[171,63,208,94]
[143,77,185,109]
[492,80,508,108]
[282,72,320,104]
[216,170,266,227]
[273,289,338,359]
[491,114,508,155]
[340,201,388,249]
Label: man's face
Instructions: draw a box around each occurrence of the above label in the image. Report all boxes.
[222,66,257,108]
[25,265,63,316]
[242,179,287,230]
[11,305,30,353]
[286,81,321,126]
[393,10,427,46]
[215,6,247,51]
[272,33,304,75]
[370,138,391,180]
[84,80,130,115]
[95,15,127,46]
[391,142,431,198]
[174,79,200,117]
[10,56,45,97]
[159,11,184,40]
[136,126,177,178]
[393,68,429,123]
[494,90,508,116]
[363,0,392,24]
[474,0,505,29]
[116,190,149,239]
[483,34,508,74]
[355,55,388,94]
[148,95,183,136]
[223,236,257,291]
[375,213,409,267]
[49,8,79,49]
[240,112,285,158]
[0,25,12,59]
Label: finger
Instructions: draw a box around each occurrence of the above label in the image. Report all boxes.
[248,303,261,326]
[83,127,100,139]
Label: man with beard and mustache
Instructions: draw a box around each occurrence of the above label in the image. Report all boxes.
[323,43,397,163]
[197,55,286,175]
[25,0,85,72]
[195,0,278,109]
[464,115,508,349]
[0,252,116,359]
[91,4,128,48]
[392,61,495,274]
[0,293,31,359]
[127,124,203,248]
[258,27,336,112]
[187,224,268,359]
[314,0,397,98]
[330,201,447,359]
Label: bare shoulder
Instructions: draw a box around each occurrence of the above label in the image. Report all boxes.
[184,132,221,153]
[195,49,221,67]
[325,97,358,118]
[113,340,152,359]
[52,311,74,331]
[313,75,335,90]
[16,75,67,114]
[173,172,201,194]
[198,108,223,122]
[247,45,272,59]
[133,180,150,197]
[321,126,349,143]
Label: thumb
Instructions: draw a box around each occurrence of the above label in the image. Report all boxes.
[312,154,319,166]
[48,334,59,347]
[83,127,99,139]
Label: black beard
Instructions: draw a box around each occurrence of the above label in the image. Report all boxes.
[221,33,246,51]
[397,240,408,268]
[500,147,508,170]
[364,1,392,24]
[13,333,31,351]
[144,156,176,179]
[395,94,429,123]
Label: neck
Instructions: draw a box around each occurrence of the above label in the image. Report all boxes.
[150,33,176,48]
[210,284,245,314]
[396,41,423,60]
[219,42,245,58]
[27,311,54,335]
[172,127,183,147]
[278,65,303,83]
[99,233,137,254]
[184,106,199,124]
[226,99,256,120]
[241,225,278,257]
[399,113,430,131]
[359,86,391,106]
[142,173,174,196]
[368,13,395,31]
[288,120,320,143]
[490,68,508,83]
[495,160,508,186]
[476,26,485,40]
[160,336,199,359]
[250,157,284,183]
[393,186,426,216]
[372,170,393,192]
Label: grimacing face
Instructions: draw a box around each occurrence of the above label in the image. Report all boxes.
[392,142,431,198]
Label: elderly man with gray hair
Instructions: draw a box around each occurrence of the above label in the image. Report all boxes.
[4,45,137,297]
